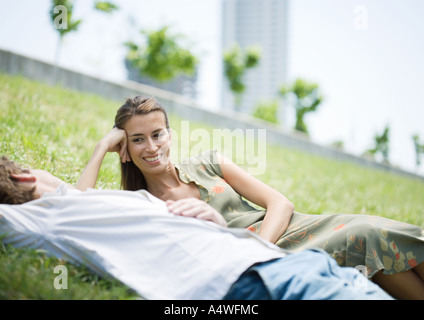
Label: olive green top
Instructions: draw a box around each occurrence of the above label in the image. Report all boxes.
[176,149,265,228]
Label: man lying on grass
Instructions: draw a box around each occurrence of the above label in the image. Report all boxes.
[0,156,391,300]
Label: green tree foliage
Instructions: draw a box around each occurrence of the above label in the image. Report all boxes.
[49,0,82,81]
[331,140,345,150]
[412,134,424,168]
[252,100,280,124]
[49,0,82,40]
[366,125,391,164]
[49,0,118,81]
[124,26,198,83]
[94,1,119,13]
[279,78,323,134]
[49,0,119,39]
[223,44,261,108]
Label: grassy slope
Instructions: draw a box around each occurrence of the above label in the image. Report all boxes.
[1,73,423,299]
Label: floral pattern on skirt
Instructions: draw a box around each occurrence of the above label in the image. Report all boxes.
[248,212,424,278]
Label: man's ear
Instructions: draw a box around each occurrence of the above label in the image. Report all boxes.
[10,173,36,183]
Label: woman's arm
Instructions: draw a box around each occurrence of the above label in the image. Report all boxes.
[217,153,294,244]
[76,128,130,191]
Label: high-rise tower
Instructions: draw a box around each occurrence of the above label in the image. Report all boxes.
[221,0,289,119]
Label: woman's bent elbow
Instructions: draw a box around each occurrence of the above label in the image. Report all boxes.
[286,200,295,215]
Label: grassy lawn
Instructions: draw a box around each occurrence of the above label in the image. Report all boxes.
[1,72,423,299]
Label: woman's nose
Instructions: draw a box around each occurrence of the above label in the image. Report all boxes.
[144,138,157,152]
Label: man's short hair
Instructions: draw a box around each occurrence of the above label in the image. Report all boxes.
[0,156,36,204]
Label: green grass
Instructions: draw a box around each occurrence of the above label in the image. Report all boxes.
[1,72,423,299]
[0,244,136,299]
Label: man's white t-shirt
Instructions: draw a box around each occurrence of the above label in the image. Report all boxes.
[0,185,286,299]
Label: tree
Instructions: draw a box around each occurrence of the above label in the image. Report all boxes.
[94,1,119,13]
[49,0,118,80]
[50,0,118,38]
[331,140,345,150]
[49,0,82,71]
[124,26,198,83]
[223,44,261,109]
[252,100,280,124]
[279,78,323,134]
[366,125,391,164]
[412,134,424,168]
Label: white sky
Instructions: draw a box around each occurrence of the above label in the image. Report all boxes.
[0,0,423,175]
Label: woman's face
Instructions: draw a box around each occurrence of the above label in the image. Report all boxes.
[123,112,172,174]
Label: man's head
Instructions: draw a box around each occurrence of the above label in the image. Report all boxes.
[0,156,36,204]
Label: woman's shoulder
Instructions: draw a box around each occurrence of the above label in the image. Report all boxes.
[179,149,222,177]
[180,149,219,164]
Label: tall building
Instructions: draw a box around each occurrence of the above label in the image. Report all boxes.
[221,0,289,119]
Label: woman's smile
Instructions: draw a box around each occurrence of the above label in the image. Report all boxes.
[143,153,162,164]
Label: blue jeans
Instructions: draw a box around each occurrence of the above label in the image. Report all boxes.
[223,249,393,300]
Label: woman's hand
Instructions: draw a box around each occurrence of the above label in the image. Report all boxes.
[166,198,227,227]
[98,128,131,163]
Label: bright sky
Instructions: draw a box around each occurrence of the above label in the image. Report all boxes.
[0,0,423,175]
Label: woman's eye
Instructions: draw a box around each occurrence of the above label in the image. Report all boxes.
[156,130,168,140]
[133,138,144,143]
